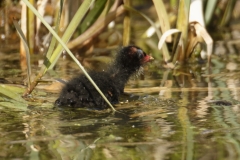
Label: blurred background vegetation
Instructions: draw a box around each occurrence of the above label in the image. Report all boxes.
[0,0,239,59]
[0,0,240,95]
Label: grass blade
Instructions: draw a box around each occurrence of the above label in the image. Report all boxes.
[220,0,237,27]
[44,0,63,67]
[79,0,107,33]
[0,85,26,103]
[27,0,35,54]
[123,0,131,46]
[176,0,190,62]
[48,0,96,70]
[13,20,31,89]
[152,0,171,41]
[204,0,218,25]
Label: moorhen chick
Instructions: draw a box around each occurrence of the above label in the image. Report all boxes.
[55,45,153,109]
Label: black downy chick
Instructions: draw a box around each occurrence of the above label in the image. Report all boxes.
[55,45,153,109]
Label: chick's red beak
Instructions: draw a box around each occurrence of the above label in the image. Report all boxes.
[142,55,154,63]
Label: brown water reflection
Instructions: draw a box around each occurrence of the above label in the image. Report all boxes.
[1,53,240,159]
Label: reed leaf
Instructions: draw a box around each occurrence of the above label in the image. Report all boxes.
[189,0,205,26]
[48,0,95,70]
[176,0,190,62]
[220,0,237,27]
[44,0,63,67]
[158,29,181,50]
[0,101,28,111]
[193,22,213,63]
[27,0,35,54]
[0,85,26,103]
[152,0,171,42]
[123,0,131,46]
[204,0,218,25]
[99,0,111,17]
[79,0,107,33]
[13,20,31,89]
[67,5,125,49]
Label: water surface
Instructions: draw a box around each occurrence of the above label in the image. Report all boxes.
[1,53,240,160]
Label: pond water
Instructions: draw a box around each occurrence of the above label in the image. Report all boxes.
[1,52,240,160]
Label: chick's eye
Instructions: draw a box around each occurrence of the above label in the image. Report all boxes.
[137,49,144,59]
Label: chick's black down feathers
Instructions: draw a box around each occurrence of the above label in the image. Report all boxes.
[55,45,153,109]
